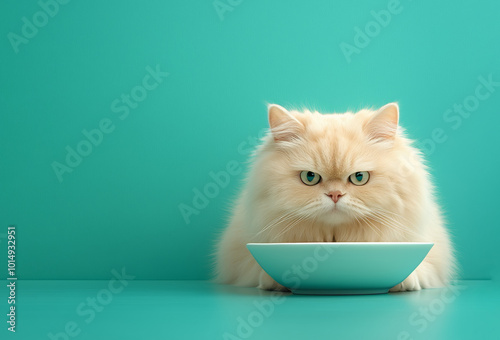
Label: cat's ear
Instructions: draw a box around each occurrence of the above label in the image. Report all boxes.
[365,103,399,141]
[268,104,304,142]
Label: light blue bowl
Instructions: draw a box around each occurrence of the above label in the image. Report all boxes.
[246,242,433,295]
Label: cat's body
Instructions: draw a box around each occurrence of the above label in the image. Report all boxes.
[214,103,455,291]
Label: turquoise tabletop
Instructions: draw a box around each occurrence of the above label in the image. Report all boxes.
[1,280,499,340]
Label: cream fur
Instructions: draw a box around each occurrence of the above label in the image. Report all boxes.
[214,103,455,292]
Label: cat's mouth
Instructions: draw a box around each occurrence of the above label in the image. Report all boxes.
[327,201,360,220]
[329,200,347,211]
[326,202,348,216]
[317,203,352,226]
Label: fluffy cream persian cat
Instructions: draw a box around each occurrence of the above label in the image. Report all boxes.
[214,103,454,292]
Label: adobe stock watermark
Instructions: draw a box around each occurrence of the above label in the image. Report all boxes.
[396,281,467,340]
[339,0,403,63]
[51,64,169,183]
[46,268,135,340]
[213,0,243,21]
[396,73,499,177]
[7,0,71,54]
[178,128,267,225]
[281,243,340,290]
[222,292,285,340]
[222,244,338,340]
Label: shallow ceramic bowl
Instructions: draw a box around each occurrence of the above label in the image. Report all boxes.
[246,242,433,295]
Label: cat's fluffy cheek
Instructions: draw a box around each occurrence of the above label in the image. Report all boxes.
[257,270,289,291]
[389,272,422,292]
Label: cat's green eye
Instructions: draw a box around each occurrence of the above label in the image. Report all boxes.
[300,171,321,186]
[349,171,370,186]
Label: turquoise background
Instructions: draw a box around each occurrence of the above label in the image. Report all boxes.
[1,0,499,280]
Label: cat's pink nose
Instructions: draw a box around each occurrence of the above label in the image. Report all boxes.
[326,191,344,203]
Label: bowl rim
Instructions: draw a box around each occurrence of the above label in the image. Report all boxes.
[247,242,434,246]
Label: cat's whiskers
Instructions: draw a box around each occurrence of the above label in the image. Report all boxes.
[369,215,404,238]
[376,206,409,219]
[369,208,413,231]
[368,210,421,239]
[255,210,297,237]
[371,206,412,225]
[360,215,383,239]
[369,207,418,237]
[271,201,322,241]
[347,201,418,239]
[272,215,305,241]
[345,203,382,238]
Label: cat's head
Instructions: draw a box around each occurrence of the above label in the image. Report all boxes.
[255,103,423,229]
